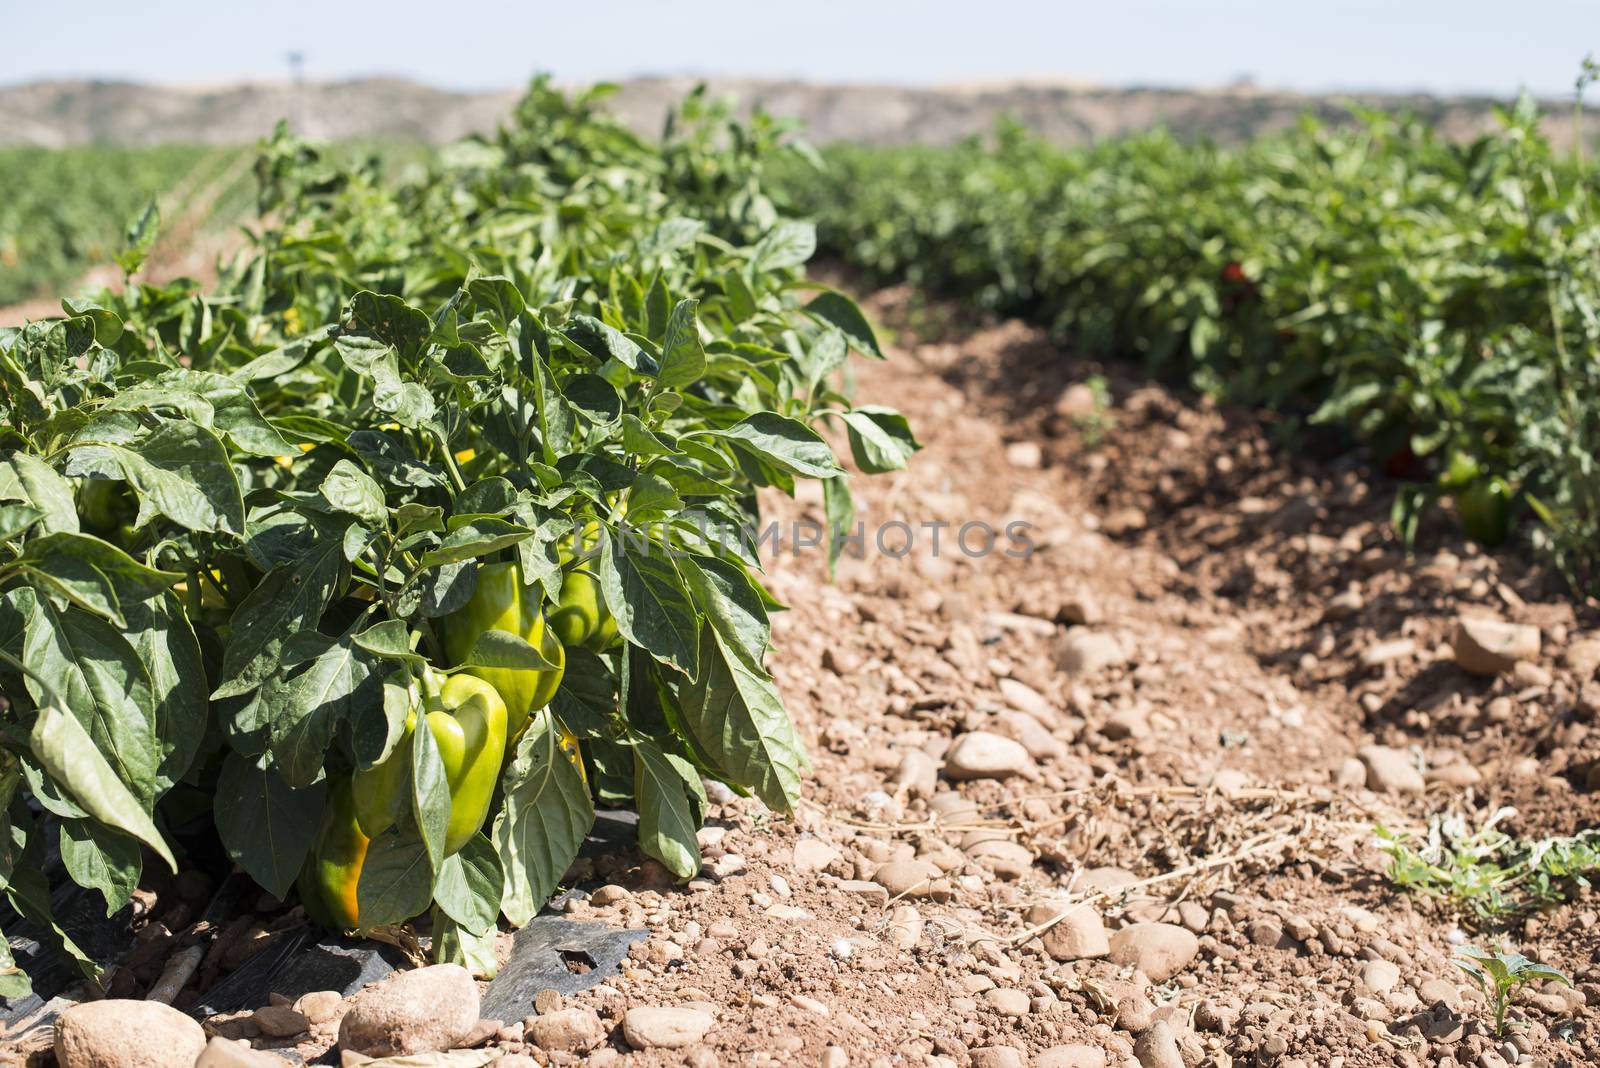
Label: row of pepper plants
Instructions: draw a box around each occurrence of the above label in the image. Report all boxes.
[0,79,917,993]
[783,90,1600,589]
[0,144,254,306]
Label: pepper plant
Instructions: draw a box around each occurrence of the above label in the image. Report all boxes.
[0,79,917,993]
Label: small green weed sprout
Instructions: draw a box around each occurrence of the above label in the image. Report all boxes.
[1376,808,1600,925]
[1453,945,1571,1036]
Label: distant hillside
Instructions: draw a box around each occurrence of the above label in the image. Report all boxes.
[2,75,1595,150]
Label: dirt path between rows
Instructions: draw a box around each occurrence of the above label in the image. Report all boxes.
[508,285,1596,1068]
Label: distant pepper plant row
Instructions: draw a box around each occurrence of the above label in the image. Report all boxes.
[0,81,915,994]
[783,95,1600,588]
[0,145,255,306]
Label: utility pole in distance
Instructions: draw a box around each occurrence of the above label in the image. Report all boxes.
[287,51,306,134]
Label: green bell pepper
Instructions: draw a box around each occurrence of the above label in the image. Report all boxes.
[546,522,618,651]
[298,777,370,930]
[1458,476,1513,547]
[350,668,508,856]
[444,561,566,740]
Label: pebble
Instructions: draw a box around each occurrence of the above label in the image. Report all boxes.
[999,677,1057,725]
[1323,588,1364,621]
[1059,590,1104,626]
[54,1000,208,1068]
[1100,708,1148,741]
[821,1047,850,1068]
[1561,637,1600,678]
[969,1048,1028,1068]
[1362,959,1402,994]
[840,879,892,905]
[872,859,945,898]
[1426,764,1484,787]
[1248,918,1285,948]
[966,838,1035,879]
[1055,628,1127,675]
[888,905,924,949]
[1453,617,1540,675]
[194,1037,291,1067]
[1029,902,1110,960]
[1362,638,1416,666]
[1108,923,1199,981]
[1418,978,1464,1008]
[983,988,1031,1017]
[337,964,480,1057]
[1132,1021,1184,1068]
[251,1004,310,1037]
[527,1007,607,1053]
[791,838,842,874]
[1055,382,1098,418]
[1036,1045,1107,1068]
[1357,745,1425,795]
[591,884,633,906]
[944,731,1036,781]
[790,994,831,1017]
[893,749,941,798]
[993,710,1067,761]
[1006,441,1043,468]
[293,990,344,1025]
[622,1006,715,1050]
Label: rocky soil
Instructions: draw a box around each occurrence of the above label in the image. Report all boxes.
[4,283,1599,1067]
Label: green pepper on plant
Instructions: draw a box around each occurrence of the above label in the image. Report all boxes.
[443,561,566,741]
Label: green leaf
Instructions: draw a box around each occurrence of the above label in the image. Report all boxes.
[633,738,701,878]
[263,631,380,788]
[565,315,650,373]
[214,538,344,699]
[411,710,453,872]
[419,518,531,567]
[433,914,500,978]
[30,705,176,872]
[321,460,389,528]
[823,475,855,575]
[2,454,79,533]
[124,591,207,793]
[841,406,921,474]
[622,472,682,523]
[657,299,706,390]
[679,624,805,812]
[434,834,504,936]
[0,931,30,1000]
[21,532,180,600]
[460,628,561,672]
[704,412,844,479]
[68,422,245,535]
[23,598,158,806]
[749,220,816,273]
[351,291,432,359]
[116,200,160,275]
[493,707,595,926]
[352,619,426,665]
[214,752,326,898]
[596,531,700,675]
[0,503,42,542]
[467,276,526,326]
[563,375,622,428]
[356,818,436,928]
[60,818,143,916]
[804,290,883,359]
[4,820,98,985]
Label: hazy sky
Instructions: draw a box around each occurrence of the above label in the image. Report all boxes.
[4,1,1596,98]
